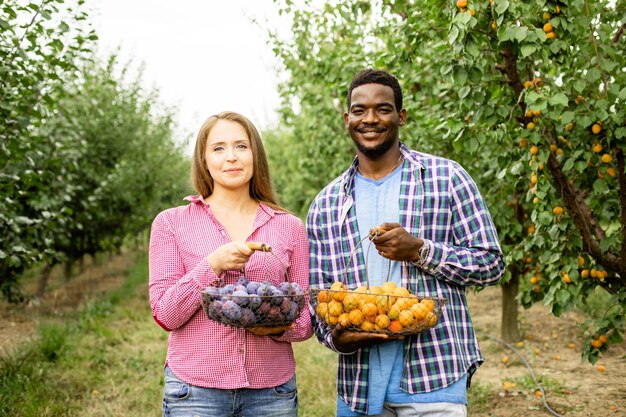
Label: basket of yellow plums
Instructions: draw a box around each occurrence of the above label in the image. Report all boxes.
[310,280,445,336]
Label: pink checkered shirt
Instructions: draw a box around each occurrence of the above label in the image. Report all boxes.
[149,195,313,389]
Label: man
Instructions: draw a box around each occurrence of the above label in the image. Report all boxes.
[306,68,505,416]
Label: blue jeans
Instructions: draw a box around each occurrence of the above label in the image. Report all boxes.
[162,366,298,417]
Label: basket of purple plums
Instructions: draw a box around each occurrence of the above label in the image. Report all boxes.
[201,277,306,328]
[201,243,307,329]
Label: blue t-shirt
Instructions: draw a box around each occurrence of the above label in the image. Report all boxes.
[337,165,467,416]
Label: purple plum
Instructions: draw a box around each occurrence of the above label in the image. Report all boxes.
[232,290,249,306]
[222,300,242,322]
[240,308,256,326]
[236,276,249,287]
[246,282,260,295]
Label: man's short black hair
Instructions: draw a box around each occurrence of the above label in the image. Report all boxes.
[346,69,403,111]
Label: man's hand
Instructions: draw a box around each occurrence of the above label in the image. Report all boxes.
[331,322,402,352]
[370,222,423,262]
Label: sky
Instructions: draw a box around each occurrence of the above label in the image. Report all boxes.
[92,0,288,153]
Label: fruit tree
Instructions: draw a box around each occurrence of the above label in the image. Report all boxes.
[267,0,625,363]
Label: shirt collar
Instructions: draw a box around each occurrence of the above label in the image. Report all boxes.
[342,142,424,195]
[184,195,277,218]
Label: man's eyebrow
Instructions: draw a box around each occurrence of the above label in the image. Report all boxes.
[350,102,395,109]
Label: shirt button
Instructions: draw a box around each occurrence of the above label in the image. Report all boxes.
[239,346,245,354]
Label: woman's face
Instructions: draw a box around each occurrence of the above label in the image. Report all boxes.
[204,119,254,193]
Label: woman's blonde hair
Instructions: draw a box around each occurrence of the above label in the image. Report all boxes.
[191,111,284,212]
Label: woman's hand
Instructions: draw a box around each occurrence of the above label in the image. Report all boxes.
[247,323,294,336]
[206,242,254,276]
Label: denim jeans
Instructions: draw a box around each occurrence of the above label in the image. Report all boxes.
[162,366,298,417]
[379,402,467,417]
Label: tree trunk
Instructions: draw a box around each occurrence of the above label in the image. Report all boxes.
[64,261,73,282]
[36,263,53,298]
[501,270,520,342]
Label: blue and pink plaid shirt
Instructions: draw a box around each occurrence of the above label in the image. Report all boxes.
[306,143,505,415]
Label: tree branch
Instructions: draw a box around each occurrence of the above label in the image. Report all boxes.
[584,0,609,99]
[613,22,626,43]
[617,147,626,272]
[0,0,45,90]
[494,39,624,276]
[496,46,524,99]
[495,46,532,126]
[545,145,622,274]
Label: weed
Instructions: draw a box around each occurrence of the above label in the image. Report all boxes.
[468,381,494,414]
[37,323,68,362]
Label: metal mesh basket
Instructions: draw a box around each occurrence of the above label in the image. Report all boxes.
[310,287,445,335]
[201,243,307,329]
[310,229,446,336]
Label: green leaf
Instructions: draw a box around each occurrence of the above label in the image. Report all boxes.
[495,0,510,15]
[548,93,568,107]
[560,111,576,124]
[448,26,460,45]
[600,60,616,72]
[459,85,470,99]
[575,160,588,174]
[586,68,601,82]
[557,289,571,305]
[458,11,471,25]
[538,212,552,226]
[513,26,528,42]
[526,90,542,105]
[562,157,575,172]
[510,161,524,175]
[573,80,586,93]
[500,27,513,42]
[521,44,536,57]
[453,68,468,85]
[552,302,563,317]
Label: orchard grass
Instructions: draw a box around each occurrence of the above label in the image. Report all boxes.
[293,337,336,416]
[1,252,488,416]
[0,252,167,417]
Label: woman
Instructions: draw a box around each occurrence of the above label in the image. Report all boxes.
[149,111,312,417]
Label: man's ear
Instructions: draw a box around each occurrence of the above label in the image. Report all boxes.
[398,109,407,126]
[343,112,349,127]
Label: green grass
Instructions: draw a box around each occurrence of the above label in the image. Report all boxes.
[0,252,166,417]
[1,253,502,416]
[0,253,339,416]
[467,381,495,414]
[293,337,337,416]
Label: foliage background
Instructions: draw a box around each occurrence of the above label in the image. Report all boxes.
[0,0,191,301]
[265,0,625,362]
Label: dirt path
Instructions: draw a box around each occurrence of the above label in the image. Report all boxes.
[0,254,134,356]
[468,286,626,416]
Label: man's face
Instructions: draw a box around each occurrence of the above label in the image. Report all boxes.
[344,83,406,160]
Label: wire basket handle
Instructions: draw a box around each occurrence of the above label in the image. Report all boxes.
[246,242,272,252]
[243,241,290,283]
[368,225,393,239]
[368,227,393,285]
[340,230,392,289]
